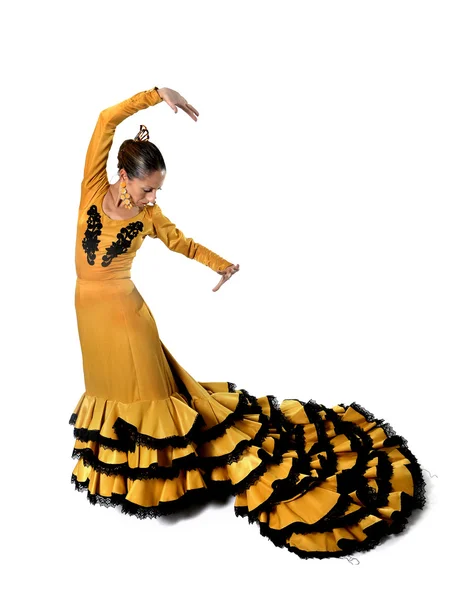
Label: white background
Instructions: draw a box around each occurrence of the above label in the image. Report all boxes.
[1,1,450,598]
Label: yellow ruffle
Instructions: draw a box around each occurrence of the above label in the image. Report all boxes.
[72,459,208,508]
[70,391,201,446]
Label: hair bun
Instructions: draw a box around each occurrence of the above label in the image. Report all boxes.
[134,124,150,142]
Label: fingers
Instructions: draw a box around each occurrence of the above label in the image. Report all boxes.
[217,264,240,275]
[212,269,235,292]
[169,96,199,121]
[179,99,199,119]
[212,274,226,292]
[177,102,198,121]
[212,279,223,292]
[186,103,200,117]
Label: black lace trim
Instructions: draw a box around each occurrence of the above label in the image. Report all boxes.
[253,413,273,447]
[256,516,392,559]
[234,458,302,522]
[204,424,293,499]
[234,505,249,518]
[256,493,358,547]
[290,426,311,474]
[198,418,271,470]
[71,413,205,452]
[195,391,251,444]
[72,447,201,480]
[82,205,103,265]
[369,450,394,508]
[229,436,298,520]
[236,388,262,413]
[264,492,425,560]
[301,401,339,479]
[266,394,295,434]
[101,221,144,267]
[236,449,336,526]
[71,426,131,453]
[270,464,318,505]
[206,448,286,497]
[71,473,214,519]
[238,390,291,427]
[255,475,426,557]
[343,401,427,510]
[327,411,374,497]
[113,413,205,450]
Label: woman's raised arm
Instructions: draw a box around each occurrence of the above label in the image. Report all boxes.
[79,86,163,210]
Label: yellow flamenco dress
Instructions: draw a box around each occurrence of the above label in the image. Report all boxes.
[70,86,426,559]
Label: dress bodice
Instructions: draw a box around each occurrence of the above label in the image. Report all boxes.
[75,87,233,281]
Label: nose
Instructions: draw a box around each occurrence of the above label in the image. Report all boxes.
[143,193,157,207]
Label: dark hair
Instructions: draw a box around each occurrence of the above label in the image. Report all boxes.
[117,126,166,180]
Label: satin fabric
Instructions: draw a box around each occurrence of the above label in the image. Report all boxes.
[69,87,426,559]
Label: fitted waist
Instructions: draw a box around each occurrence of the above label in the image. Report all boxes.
[76,276,132,284]
[75,276,138,301]
[76,275,131,283]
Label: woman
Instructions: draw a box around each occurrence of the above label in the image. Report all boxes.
[69,85,426,559]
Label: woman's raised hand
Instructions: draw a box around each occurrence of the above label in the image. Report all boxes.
[157,87,199,121]
[213,264,240,292]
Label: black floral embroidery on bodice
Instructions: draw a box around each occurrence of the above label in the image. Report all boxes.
[101,221,144,267]
[82,205,103,265]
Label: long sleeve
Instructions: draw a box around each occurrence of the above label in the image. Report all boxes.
[80,86,163,210]
[147,204,234,272]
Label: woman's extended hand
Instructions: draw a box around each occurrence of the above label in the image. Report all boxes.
[213,264,240,292]
[157,87,199,121]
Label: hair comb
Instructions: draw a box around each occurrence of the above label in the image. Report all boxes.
[134,124,150,142]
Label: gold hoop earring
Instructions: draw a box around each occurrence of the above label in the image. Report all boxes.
[120,180,133,209]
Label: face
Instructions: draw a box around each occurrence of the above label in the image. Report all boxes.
[120,169,166,208]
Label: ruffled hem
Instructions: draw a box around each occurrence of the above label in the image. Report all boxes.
[69,391,205,451]
[233,397,427,559]
[71,446,201,480]
[68,383,426,558]
[70,473,213,519]
[69,385,289,518]
[69,386,276,481]
[69,383,258,451]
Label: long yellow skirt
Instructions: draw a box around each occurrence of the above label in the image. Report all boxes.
[70,277,426,559]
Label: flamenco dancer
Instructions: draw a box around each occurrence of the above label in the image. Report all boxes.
[69,84,426,559]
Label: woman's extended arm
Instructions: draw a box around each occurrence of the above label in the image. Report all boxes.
[148,204,235,273]
[79,86,163,210]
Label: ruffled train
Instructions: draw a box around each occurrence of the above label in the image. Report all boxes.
[69,380,426,559]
